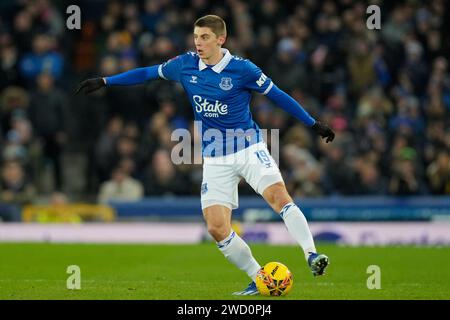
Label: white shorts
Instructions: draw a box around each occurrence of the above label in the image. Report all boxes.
[200,142,283,210]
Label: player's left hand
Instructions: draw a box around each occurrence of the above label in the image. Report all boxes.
[311,121,335,143]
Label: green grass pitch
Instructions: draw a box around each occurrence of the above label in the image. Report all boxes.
[0,243,449,300]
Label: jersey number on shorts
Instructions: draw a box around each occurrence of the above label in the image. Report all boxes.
[255,150,272,168]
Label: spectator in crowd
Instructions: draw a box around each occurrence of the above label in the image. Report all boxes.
[353,159,388,195]
[98,166,144,204]
[11,9,33,54]
[266,38,307,92]
[2,119,31,164]
[28,72,68,191]
[347,39,376,96]
[282,144,323,197]
[0,40,21,90]
[0,86,30,137]
[427,150,450,194]
[19,34,63,83]
[321,143,356,195]
[143,148,190,196]
[389,148,427,196]
[0,160,36,221]
[95,115,124,183]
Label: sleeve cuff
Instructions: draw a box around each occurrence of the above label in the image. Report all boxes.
[158,64,168,80]
[262,81,274,95]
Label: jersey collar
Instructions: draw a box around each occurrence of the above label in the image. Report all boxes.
[198,48,232,73]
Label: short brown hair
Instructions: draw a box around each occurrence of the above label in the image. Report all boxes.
[194,15,227,37]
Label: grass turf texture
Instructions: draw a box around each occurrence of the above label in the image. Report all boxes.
[0,243,449,300]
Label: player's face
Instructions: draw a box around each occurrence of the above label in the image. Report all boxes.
[193,26,225,60]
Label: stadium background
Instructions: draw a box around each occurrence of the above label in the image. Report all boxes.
[0,0,450,300]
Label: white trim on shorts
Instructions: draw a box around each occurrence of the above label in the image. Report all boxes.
[201,199,235,210]
[256,173,284,195]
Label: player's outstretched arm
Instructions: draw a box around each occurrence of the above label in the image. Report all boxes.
[75,65,160,95]
[265,85,335,143]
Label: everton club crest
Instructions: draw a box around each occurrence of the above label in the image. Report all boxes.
[219,77,233,91]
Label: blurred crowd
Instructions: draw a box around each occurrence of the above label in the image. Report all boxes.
[0,0,449,219]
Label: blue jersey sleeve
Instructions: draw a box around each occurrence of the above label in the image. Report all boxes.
[158,54,184,82]
[105,66,159,85]
[243,60,274,95]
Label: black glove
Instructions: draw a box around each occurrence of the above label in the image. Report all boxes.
[311,121,335,143]
[75,77,105,95]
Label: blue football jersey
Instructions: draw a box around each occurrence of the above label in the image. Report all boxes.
[158,48,274,157]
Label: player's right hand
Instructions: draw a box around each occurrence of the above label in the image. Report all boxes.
[75,77,106,95]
